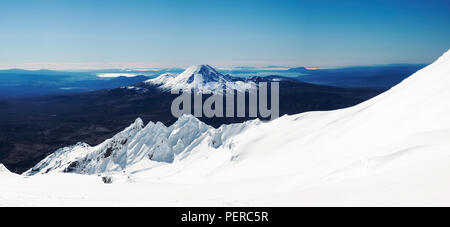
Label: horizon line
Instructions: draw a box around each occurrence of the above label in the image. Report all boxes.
[0,62,430,72]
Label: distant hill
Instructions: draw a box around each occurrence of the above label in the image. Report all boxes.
[287,67,310,73]
[0,69,149,99]
[290,64,428,88]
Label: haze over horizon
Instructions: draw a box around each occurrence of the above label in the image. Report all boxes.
[1,0,449,70]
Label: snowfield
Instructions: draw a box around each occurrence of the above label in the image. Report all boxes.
[1,50,450,206]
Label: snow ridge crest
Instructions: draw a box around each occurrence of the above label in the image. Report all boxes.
[25,115,244,176]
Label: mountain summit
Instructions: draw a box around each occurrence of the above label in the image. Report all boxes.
[177,64,233,84]
[146,64,252,92]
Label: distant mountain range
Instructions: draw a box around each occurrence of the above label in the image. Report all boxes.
[292,64,428,88]
[0,63,427,99]
[0,69,151,99]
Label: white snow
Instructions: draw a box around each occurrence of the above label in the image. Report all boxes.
[0,164,11,173]
[146,72,178,85]
[1,49,450,206]
[26,115,260,175]
[145,64,256,93]
[0,164,18,180]
[24,118,145,175]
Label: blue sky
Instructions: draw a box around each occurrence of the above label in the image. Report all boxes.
[1,0,449,69]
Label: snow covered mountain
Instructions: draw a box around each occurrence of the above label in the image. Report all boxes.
[145,64,255,93]
[2,49,450,206]
[26,115,260,176]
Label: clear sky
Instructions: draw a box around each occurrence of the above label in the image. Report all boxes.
[1,0,449,69]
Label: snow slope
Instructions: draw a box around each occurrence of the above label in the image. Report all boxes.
[146,72,177,85]
[0,164,11,174]
[0,164,7,172]
[0,164,18,179]
[1,50,450,206]
[145,64,255,93]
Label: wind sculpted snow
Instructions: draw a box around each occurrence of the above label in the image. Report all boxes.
[26,115,261,176]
